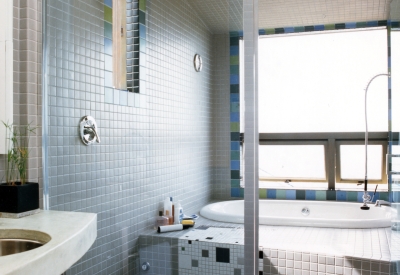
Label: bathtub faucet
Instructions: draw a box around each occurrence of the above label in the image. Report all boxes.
[360,184,378,210]
[375,200,390,207]
[360,191,372,210]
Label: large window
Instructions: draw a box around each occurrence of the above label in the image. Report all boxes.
[240,27,389,190]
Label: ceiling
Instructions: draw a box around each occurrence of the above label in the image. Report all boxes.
[187,0,394,34]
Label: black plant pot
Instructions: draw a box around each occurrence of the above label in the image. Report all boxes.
[0,182,39,213]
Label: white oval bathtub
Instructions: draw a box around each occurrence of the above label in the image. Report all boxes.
[200,200,393,228]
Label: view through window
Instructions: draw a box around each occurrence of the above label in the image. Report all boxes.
[240,27,389,190]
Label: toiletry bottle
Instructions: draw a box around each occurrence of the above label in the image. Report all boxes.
[171,197,175,224]
[174,201,183,224]
[164,197,172,221]
[165,210,173,225]
[156,210,168,228]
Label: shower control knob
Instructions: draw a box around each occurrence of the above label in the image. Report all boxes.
[141,262,150,271]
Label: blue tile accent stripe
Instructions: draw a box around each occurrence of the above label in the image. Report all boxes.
[259,189,388,203]
[260,20,388,35]
[230,32,242,198]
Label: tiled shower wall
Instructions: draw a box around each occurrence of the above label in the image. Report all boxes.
[0,0,43,205]
[45,0,215,274]
[211,33,232,200]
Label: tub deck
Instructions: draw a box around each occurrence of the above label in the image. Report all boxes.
[139,213,399,274]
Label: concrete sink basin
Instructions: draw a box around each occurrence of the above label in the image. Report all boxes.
[0,229,51,257]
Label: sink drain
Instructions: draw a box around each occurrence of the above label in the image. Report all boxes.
[301,207,310,216]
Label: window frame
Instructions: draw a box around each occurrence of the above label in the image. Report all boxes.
[335,139,388,184]
[253,132,388,189]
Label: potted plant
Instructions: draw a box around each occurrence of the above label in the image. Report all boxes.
[0,122,39,213]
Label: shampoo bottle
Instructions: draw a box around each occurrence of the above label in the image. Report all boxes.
[174,201,183,224]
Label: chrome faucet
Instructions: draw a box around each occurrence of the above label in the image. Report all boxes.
[360,184,378,210]
[360,191,372,210]
[375,200,390,207]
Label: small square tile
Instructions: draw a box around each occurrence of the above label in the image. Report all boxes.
[318,255,326,264]
[267,189,276,199]
[362,261,370,270]
[286,190,296,200]
[277,190,286,199]
[336,266,344,275]
[179,254,191,269]
[336,191,347,201]
[296,190,306,200]
[327,190,336,200]
[353,260,361,269]
[316,191,326,200]
[216,247,230,263]
[192,259,198,267]
[326,265,335,274]
[311,255,318,263]
[336,257,344,266]
[347,192,358,202]
[310,263,318,271]
[234,268,241,275]
[381,263,390,273]
[202,250,209,257]
[303,253,310,262]
[326,257,335,265]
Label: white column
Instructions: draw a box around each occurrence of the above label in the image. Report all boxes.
[243,0,259,274]
[0,0,13,154]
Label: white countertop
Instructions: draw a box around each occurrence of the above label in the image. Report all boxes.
[0,210,97,275]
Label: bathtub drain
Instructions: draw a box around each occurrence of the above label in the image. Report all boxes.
[301,207,310,216]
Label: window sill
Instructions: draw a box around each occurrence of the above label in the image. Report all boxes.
[240,181,389,192]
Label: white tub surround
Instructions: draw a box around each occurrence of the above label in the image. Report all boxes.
[200,200,393,228]
[0,210,97,275]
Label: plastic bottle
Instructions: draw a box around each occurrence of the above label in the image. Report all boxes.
[155,210,168,228]
[164,197,172,220]
[174,201,183,224]
[171,197,175,223]
[165,210,173,225]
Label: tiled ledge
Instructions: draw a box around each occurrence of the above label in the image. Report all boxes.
[139,214,396,274]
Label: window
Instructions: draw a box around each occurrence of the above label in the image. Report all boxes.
[240,27,389,190]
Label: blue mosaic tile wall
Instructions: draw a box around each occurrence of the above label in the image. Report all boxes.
[229,32,242,199]
[230,20,393,202]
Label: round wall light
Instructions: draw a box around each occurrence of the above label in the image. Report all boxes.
[193,54,202,72]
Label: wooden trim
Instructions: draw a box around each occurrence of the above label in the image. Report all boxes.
[113,0,127,90]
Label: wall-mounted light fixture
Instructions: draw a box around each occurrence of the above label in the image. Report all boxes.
[193,54,202,72]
